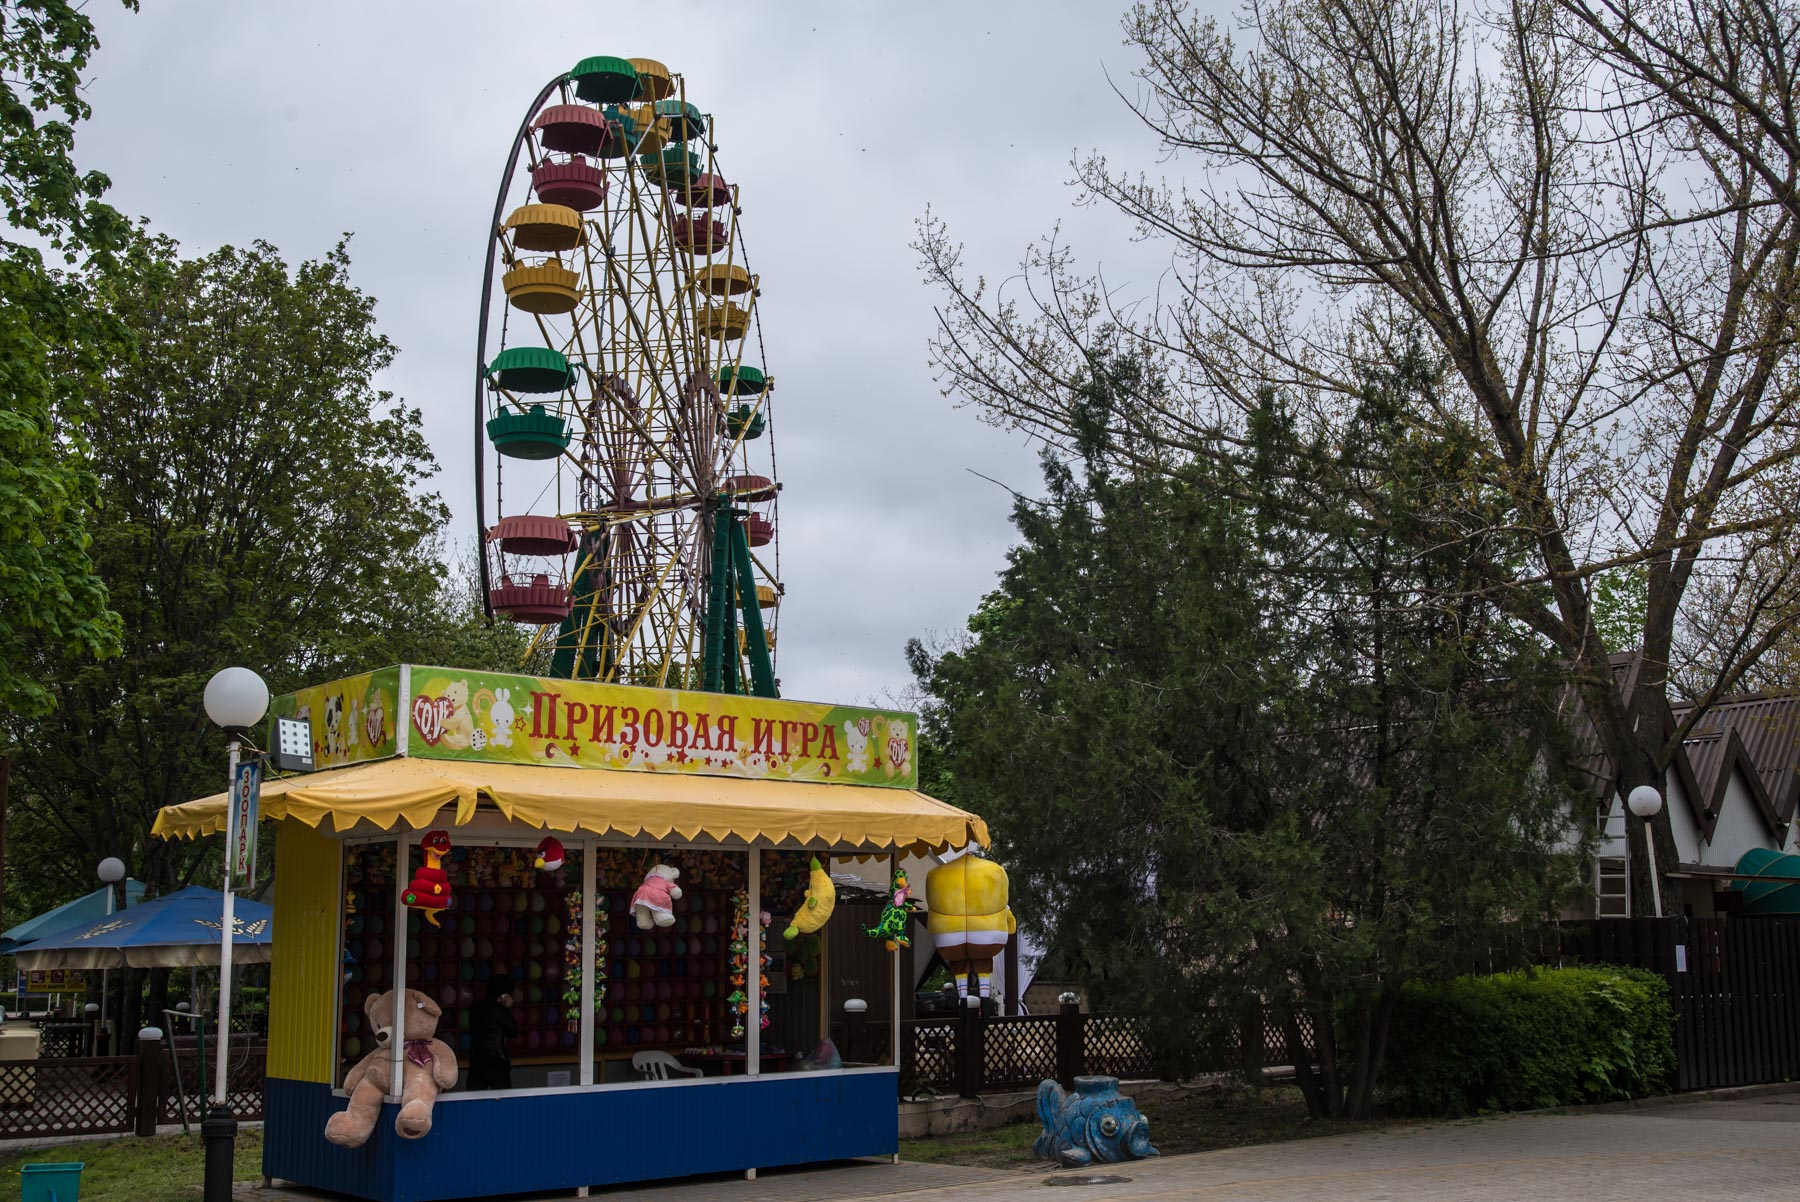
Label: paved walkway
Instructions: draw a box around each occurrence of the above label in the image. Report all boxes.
[242,1093,1800,1200]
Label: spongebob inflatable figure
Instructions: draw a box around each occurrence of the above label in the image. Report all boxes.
[925,854,1017,1003]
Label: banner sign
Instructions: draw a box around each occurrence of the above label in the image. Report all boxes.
[24,969,87,993]
[226,757,262,891]
[405,666,918,789]
[267,666,401,773]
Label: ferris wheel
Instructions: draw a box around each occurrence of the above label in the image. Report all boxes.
[474,56,782,697]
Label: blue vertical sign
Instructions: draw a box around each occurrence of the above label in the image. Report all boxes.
[226,758,262,892]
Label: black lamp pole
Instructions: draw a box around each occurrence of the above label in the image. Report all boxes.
[202,1102,236,1202]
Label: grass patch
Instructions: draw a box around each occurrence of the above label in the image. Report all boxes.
[900,1084,1407,1169]
[0,1128,263,1202]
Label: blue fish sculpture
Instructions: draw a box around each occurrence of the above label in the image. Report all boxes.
[1033,1076,1159,1167]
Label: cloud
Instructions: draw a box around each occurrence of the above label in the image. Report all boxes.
[75,0,1169,704]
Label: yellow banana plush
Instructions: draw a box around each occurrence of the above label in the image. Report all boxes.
[783,856,837,939]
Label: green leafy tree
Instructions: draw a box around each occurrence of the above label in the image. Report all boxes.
[0,0,138,718]
[913,356,1590,1118]
[4,231,539,1030]
[1,232,513,911]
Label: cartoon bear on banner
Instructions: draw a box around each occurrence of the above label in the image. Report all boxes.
[926,853,1017,1002]
[324,989,457,1147]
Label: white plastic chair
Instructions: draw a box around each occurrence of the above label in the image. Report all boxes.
[632,1050,703,1081]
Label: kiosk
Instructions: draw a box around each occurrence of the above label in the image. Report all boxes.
[154,664,986,1202]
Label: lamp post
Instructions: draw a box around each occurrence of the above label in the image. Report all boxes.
[201,667,268,1202]
[1628,784,1665,920]
[96,856,124,1053]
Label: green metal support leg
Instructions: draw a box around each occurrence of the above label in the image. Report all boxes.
[731,518,778,698]
[702,503,735,693]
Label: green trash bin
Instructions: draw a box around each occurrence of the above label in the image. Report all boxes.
[20,1161,83,1202]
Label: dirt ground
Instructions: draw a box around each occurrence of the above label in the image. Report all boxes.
[898,1083,1406,1169]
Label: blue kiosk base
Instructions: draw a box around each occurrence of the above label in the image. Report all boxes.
[264,1069,900,1202]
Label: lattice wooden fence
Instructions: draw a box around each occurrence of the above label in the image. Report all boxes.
[898,1018,958,1096]
[982,1015,1060,1091]
[36,1024,92,1059]
[900,1005,1320,1098]
[0,1037,267,1139]
[160,1038,268,1123]
[0,1057,137,1138]
[901,1007,1161,1098]
[1084,1014,1157,1079]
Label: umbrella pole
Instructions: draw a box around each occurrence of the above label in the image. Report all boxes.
[99,888,114,1052]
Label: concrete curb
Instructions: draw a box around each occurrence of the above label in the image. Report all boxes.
[1500,1080,1800,1119]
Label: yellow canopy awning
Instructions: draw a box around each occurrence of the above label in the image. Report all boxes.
[151,756,989,852]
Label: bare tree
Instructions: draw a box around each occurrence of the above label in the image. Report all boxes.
[919,0,1800,914]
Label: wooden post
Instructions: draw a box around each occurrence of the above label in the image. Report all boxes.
[578,842,596,1086]
[135,1031,163,1136]
[1003,936,1020,1016]
[1055,1000,1083,1088]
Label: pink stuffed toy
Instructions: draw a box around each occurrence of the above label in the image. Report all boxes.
[631,863,683,929]
[324,988,458,1147]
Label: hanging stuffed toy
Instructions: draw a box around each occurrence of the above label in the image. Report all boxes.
[782,856,837,940]
[631,863,683,929]
[862,867,917,950]
[788,932,821,981]
[402,830,454,927]
[534,836,565,873]
[926,853,1018,1002]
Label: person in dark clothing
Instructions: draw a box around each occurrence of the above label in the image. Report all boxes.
[468,981,517,1090]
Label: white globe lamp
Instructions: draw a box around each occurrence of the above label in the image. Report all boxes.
[1627,785,1663,819]
[203,667,269,731]
[96,857,125,885]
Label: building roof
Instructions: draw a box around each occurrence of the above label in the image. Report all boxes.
[1571,652,1800,841]
[1676,691,1800,817]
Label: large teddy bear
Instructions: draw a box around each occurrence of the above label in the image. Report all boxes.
[324,988,458,1147]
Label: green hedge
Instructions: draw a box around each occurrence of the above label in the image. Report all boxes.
[1380,966,1675,1116]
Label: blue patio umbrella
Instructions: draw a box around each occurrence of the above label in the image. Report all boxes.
[13,886,272,971]
[0,880,146,955]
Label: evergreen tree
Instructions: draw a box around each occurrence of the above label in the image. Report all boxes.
[913,356,1591,1117]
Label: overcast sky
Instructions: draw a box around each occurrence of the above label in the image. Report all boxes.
[73,1,1172,707]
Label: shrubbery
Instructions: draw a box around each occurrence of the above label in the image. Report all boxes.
[1379,966,1674,1115]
